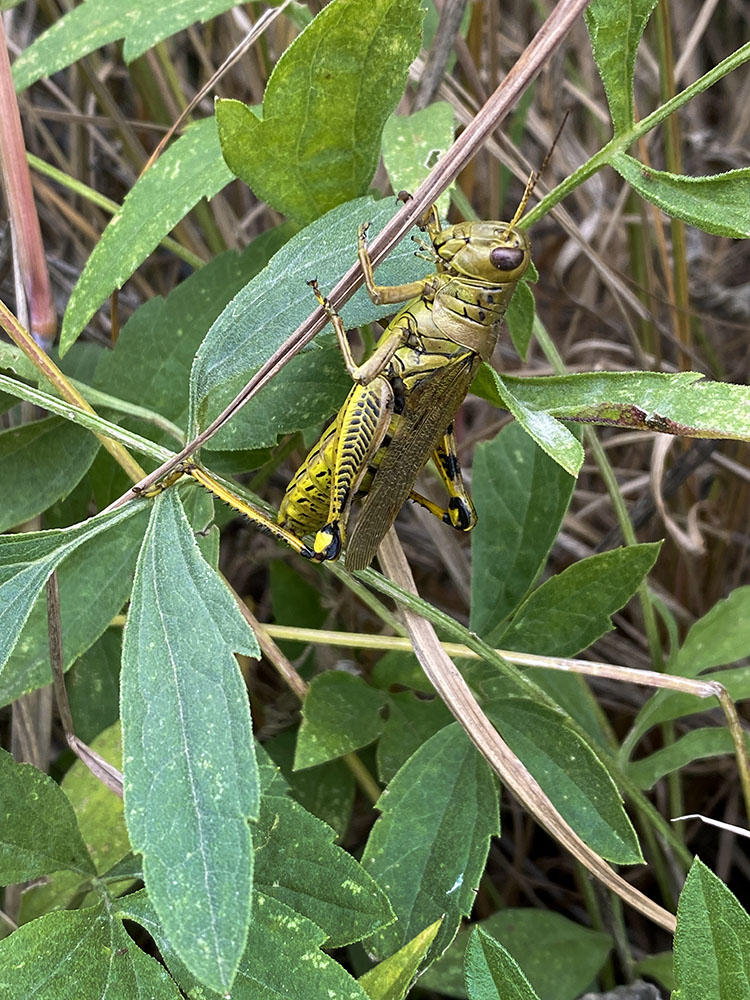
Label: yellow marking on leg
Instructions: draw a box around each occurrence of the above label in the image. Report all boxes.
[133,465,189,498]
[313,376,394,560]
[430,428,477,530]
[185,464,318,560]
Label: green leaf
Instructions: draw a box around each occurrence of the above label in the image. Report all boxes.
[58,341,103,384]
[498,543,660,657]
[611,152,750,238]
[585,0,659,135]
[476,367,584,476]
[362,723,499,961]
[269,561,325,629]
[490,370,750,441]
[216,0,423,225]
[121,490,260,993]
[629,665,750,743]
[0,905,181,998]
[12,0,248,90]
[376,691,453,783]
[466,654,611,754]
[359,919,442,1000]
[0,507,147,708]
[485,700,642,863]
[121,888,371,1000]
[628,727,745,790]
[421,910,611,1000]
[372,650,433,694]
[93,228,292,432]
[470,421,576,642]
[671,587,750,677]
[269,559,326,661]
[66,630,122,744]
[185,481,221,565]
[44,473,96,530]
[264,727,355,840]
[520,668,612,748]
[188,195,434,440]
[0,504,142,678]
[628,588,750,746]
[465,926,540,1000]
[0,381,165,498]
[66,730,124,867]
[232,893,374,1000]
[295,671,389,769]
[255,794,394,946]
[0,417,98,532]
[0,342,46,383]
[99,850,144,884]
[673,858,750,1000]
[19,725,130,925]
[382,103,455,220]
[634,952,675,992]
[506,280,536,362]
[60,117,233,355]
[254,743,290,798]
[0,748,94,885]
[208,336,353,451]
[65,730,129,870]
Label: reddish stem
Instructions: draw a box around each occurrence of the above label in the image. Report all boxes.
[0,16,56,347]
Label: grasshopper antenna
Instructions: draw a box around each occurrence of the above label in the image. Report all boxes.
[507,110,570,230]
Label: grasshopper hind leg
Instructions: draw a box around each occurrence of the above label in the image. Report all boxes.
[408,423,478,532]
[312,375,395,561]
[278,376,396,563]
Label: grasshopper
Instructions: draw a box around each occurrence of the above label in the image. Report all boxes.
[147,190,532,570]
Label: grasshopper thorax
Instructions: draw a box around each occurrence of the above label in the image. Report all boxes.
[431,221,531,285]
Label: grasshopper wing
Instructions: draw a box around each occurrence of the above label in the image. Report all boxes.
[345,354,479,571]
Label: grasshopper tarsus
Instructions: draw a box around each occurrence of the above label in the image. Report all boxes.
[309,280,339,329]
[133,464,189,498]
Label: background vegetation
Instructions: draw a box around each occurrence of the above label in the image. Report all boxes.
[1,0,750,997]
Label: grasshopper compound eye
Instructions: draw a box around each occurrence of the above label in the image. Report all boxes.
[490,246,526,271]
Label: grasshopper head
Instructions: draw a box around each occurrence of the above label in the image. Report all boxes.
[431,221,531,284]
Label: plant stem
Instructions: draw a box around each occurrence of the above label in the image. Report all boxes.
[0,19,56,346]
[524,39,750,227]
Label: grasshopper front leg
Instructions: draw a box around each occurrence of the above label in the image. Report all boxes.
[357,222,438,306]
